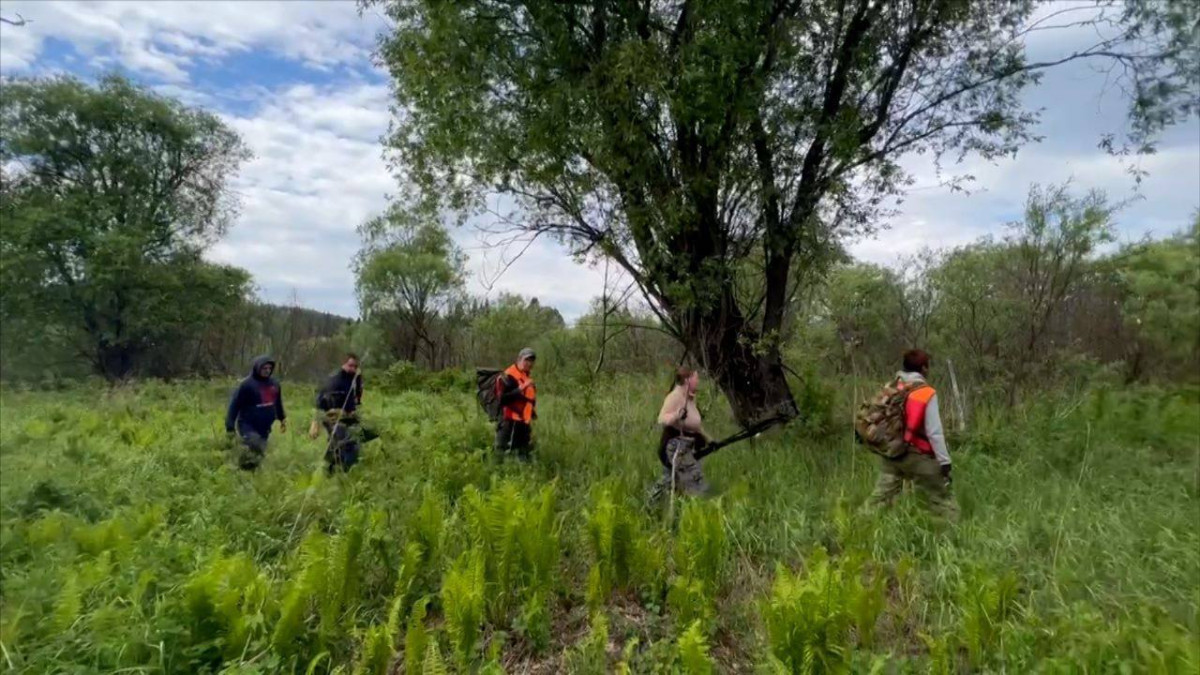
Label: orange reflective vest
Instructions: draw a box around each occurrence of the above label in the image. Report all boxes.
[901,382,936,455]
[501,364,536,423]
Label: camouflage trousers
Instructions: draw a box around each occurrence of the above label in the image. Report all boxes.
[234,431,268,471]
[647,437,710,504]
[868,452,958,521]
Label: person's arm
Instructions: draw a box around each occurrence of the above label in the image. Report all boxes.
[276,386,287,423]
[356,375,364,405]
[225,385,243,433]
[497,375,527,405]
[925,394,951,466]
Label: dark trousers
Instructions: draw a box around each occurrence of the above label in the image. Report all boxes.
[494,419,533,460]
[236,430,268,471]
[323,419,378,473]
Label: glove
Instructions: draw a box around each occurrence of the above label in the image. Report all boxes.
[940,464,953,485]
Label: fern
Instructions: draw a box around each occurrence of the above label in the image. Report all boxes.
[390,541,424,632]
[584,487,655,610]
[958,567,1021,667]
[677,620,715,675]
[182,554,272,660]
[674,499,728,590]
[615,637,640,675]
[422,639,448,675]
[272,531,328,654]
[442,550,487,667]
[564,613,610,675]
[352,624,393,675]
[514,590,551,653]
[666,576,714,634]
[403,598,430,675]
[761,548,886,674]
[460,481,561,625]
[411,487,445,566]
[53,572,82,633]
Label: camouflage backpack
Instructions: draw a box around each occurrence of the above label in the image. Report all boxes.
[853,380,928,459]
[475,368,505,422]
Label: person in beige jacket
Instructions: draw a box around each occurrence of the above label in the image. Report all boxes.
[649,368,712,502]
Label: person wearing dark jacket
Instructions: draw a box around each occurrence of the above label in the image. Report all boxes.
[311,353,376,473]
[225,355,287,470]
[494,347,537,460]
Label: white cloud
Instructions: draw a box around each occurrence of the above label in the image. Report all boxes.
[0,0,388,80]
[205,82,394,315]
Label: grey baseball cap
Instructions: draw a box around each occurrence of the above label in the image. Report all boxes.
[518,347,536,361]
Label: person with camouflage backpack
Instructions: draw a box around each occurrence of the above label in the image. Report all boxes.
[856,349,957,520]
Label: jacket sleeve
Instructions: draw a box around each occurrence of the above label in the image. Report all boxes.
[276,386,286,422]
[315,374,334,410]
[497,375,527,406]
[225,384,243,432]
[356,375,364,404]
[925,394,951,465]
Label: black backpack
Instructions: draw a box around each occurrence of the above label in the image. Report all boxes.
[475,368,505,422]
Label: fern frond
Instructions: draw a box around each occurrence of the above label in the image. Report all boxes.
[677,620,715,675]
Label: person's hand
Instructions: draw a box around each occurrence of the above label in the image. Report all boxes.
[279,420,288,434]
[520,379,535,392]
[309,420,321,440]
[940,464,952,484]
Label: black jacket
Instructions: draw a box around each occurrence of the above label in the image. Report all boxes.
[316,368,364,414]
[226,356,286,437]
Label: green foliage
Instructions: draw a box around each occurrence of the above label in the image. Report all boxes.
[403,598,431,675]
[467,294,567,367]
[441,550,487,667]
[957,567,1021,667]
[1113,219,1200,378]
[585,486,661,610]
[667,499,729,634]
[0,74,251,380]
[676,620,715,675]
[352,624,393,675]
[761,549,886,674]
[460,481,560,624]
[0,377,1196,672]
[182,554,272,661]
[674,500,727,590]
[355,205,466,367]
[564,613,610,675]
[422,638,448,675]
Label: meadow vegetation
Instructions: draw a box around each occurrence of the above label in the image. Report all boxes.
[1,373,1196,673]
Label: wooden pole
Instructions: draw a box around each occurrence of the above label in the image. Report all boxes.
[945,357,967,432]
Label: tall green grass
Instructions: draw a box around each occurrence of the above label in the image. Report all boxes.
[0,377,1196,672]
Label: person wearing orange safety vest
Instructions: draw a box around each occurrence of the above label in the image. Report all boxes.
[868,349,958,520]
[494,347,538,460]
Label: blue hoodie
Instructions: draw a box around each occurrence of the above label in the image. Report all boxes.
[225,356,286,437]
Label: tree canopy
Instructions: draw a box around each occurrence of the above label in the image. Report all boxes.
[0,74,252,379]
[370,0,1198,424]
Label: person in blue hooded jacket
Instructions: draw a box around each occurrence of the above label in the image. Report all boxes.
[225,355,287,470]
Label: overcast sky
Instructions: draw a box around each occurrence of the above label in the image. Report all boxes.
[2,1,1196,321]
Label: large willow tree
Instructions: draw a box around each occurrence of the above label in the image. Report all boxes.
[369,0,1196,425]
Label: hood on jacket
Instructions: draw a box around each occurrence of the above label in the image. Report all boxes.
[250,355,277,381]
[896,370,926,385]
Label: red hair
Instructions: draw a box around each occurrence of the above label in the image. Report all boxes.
[903,349,931,373]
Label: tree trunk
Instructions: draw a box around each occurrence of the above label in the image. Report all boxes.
[96,343,135,381]
[680,293,798,427]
